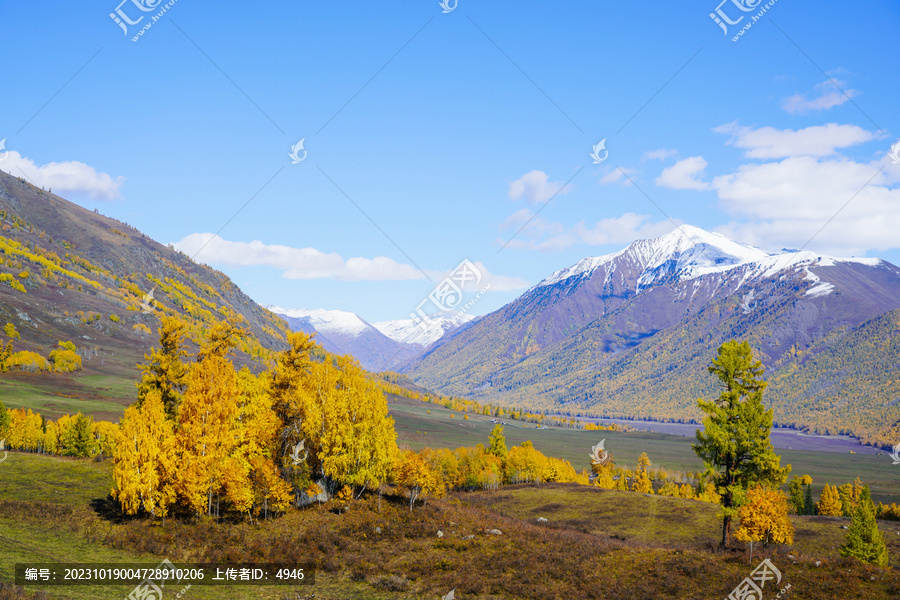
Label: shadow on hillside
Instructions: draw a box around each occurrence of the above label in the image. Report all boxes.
[90,494,138,524]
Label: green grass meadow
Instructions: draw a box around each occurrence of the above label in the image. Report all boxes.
[387,393,900,505]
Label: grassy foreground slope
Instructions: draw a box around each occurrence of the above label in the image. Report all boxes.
[1,452,899,600]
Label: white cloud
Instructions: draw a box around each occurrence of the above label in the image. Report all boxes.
[642,148,678,161]
[498,212,674,252]
[599,167,638,186]
[173,233,425,281]
[781,78,858,114]
[656,156,710,190]
[636,122,900,255]
[452,261,530,292]
[508,170,573,204]
[714,122,874,159]
[710,155,900,255]
[0,151,124,200]
[172,233,529,291]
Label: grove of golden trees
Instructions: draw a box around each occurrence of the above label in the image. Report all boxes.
[113,317,396,519]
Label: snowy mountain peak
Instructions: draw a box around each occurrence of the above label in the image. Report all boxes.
[632,225,767,272]
[374,312,476,347]
[536,225,768,290]
[265,306,371,338]
[535,225,882,296]
[630,226,769,290]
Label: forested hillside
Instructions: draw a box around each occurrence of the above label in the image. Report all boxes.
[0,169,290,417]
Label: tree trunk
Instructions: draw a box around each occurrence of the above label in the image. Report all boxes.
[721,514,730,548]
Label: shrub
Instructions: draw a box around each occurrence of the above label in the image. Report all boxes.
[0,273,26,293]
[5,351,49,372]
[50,346,81,373]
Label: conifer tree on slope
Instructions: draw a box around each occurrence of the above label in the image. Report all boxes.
[137,316,188,419]
[488,424,508,460]
[817,483,843,517]
[693,340,791,547]
[840,486,889,567]
[803,481,815,516]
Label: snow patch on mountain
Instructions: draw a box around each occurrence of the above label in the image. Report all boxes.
[266,306,371,338]
[374,313,475,347]
[539,254,620,288]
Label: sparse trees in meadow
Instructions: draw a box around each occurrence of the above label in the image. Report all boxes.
[49,340,82,372]
[114,320,397,519]
[394,449,443,510]
[4,323,20,340]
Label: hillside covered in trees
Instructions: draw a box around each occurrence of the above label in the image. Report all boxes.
[0,169,291,418]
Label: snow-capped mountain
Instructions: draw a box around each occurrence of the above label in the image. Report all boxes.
[374,312,476,347]
[267,306,472,372]
[406,225,900,446]
[269,307,372,339]
[534,224,878,294]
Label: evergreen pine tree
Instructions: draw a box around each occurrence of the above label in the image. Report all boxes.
[693,340,791,547]
[0,398,9,439]
[838,478,864,517]
[803,483,815,515]
[788,476,805,514]
[488,424,508,460]
[137,317,189,419]
[840,486,889,567]
[71,413,94,457]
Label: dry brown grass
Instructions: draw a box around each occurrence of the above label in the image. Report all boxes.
[3,483,900,599]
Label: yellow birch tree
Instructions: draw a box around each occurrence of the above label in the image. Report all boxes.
[112,391,176,517]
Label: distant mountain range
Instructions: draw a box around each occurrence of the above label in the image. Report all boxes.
[10,162,897,446]
[404,225,900,447]
[268,306,474,372]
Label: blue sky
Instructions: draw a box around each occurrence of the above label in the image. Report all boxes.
[1,0,899,322]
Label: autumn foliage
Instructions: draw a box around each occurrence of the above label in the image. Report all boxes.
[734,485,795,547]
[113,321,396,519]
